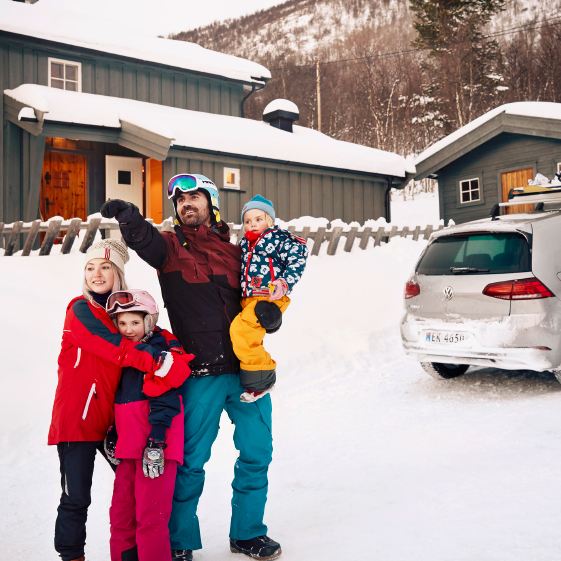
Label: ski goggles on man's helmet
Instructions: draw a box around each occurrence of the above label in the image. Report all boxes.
[167,173,221,222]
[167,174,218,201]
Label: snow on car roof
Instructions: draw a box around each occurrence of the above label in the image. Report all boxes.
[430,211,561,238]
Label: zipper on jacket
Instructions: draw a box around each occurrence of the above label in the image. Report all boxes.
[81,382,96,421]
[242,249,253,298]
[73,347,81,369]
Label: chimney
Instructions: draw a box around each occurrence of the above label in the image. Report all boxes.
[263,99,299,133]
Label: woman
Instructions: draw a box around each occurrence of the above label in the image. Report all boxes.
[48,239,167,561]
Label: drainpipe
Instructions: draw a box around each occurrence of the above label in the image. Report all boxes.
[384,177,393,223]
[240,82,266,118]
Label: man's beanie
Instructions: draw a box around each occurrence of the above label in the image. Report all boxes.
[85,239,129,275]
[241,194,276,222]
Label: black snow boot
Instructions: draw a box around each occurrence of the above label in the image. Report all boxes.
[230,535,282,560]
[172,550,193,561]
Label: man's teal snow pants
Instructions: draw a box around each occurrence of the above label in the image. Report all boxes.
[169,373,273,551]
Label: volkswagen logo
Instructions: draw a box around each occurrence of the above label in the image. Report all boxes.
[444,286,454,300]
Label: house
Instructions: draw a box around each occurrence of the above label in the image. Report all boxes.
[1,0,411,227]
[414,102,561,224]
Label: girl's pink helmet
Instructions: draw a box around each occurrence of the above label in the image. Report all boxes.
[106,289,159,336]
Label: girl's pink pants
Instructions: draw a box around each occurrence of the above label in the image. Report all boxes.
[110,458,178,561]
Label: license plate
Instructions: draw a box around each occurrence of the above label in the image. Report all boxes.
[424,330,471,346]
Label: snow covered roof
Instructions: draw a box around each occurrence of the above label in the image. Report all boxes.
[415,102,561,179]
[5,84,410,178]
[0,0,270,85]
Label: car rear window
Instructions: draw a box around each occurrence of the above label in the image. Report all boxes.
[416,232,531,275]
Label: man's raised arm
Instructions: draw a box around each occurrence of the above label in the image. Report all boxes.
[100,199,167,270]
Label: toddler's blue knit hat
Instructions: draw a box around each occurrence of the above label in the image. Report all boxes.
[241,194,276,222]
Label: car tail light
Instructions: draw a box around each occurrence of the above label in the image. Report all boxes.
[482,277,554,300]
[405,280,420,299]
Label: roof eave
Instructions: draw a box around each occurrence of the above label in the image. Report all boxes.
[414,111,561,180]
[169,144,406,179]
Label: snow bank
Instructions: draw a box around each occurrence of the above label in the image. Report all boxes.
[3,231,561,561]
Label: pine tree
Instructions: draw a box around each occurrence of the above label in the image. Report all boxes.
[410,0,507,133]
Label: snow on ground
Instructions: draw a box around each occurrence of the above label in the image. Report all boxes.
[390,189,440,227]
[3,225,561,561]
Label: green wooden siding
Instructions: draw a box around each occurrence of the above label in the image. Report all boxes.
[0,33,392,225]
[0,33,245,222]
[164,151,388,224]
[0,36,245,116]
[439,133,561,224]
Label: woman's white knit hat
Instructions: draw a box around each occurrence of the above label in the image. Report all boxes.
[84,239,129,274]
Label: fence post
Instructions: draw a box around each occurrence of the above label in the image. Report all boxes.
[358,226,372,250]
[39,219,63,255]
[79,218,102,253]
[400,226,410,239]
[311,227,326,256]
[343,227,358,252]
[373,226,385,247]
[388,225,399,240]
[60,218,83,254]
[21,219,42,255]
[326,227,343,255]
[412,225,421,241]
[423,225,434,240]
[4,221,23,256]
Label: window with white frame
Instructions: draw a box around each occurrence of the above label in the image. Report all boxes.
[459,178,480,203]
[48,58,81,91]
[223,167,240,189]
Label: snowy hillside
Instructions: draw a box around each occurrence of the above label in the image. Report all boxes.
[3,218,561,561]
[176,0,560,61]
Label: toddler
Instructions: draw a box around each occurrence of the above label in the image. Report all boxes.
[230,195,308,402]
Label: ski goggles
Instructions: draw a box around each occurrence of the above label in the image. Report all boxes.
[106,290,139,315]
[167,174,207,200]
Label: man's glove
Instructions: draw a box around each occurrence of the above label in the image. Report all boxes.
[100,199,135,222]
[103,425,120,466]
[142,439,166,479]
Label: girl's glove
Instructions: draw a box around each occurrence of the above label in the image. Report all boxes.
[103,425,120,466]
[269,278,288,301]
[142,439,165,479]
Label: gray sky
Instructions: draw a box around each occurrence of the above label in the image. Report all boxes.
[44,0,287,36]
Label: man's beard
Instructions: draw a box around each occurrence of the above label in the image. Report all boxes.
[180,206,209,227]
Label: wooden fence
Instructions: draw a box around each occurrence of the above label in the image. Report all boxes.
[0,217,445,257]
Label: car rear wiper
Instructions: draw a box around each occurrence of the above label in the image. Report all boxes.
[449,266,490,274]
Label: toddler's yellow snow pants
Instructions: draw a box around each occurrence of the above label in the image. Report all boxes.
[230,295,290,372]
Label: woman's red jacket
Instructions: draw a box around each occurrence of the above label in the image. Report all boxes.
[48,296,160,444]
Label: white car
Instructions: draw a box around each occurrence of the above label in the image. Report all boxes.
[400,203,561,381]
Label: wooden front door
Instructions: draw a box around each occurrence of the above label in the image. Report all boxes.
[500,167,534,214]
[40,151,87,220]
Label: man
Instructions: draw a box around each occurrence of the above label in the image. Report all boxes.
[100,173,281,561]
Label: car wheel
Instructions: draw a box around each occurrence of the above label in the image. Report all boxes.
[420,362,469,380]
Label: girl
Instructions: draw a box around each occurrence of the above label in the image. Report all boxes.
[106,289,193,561]
[48,239,183,561]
